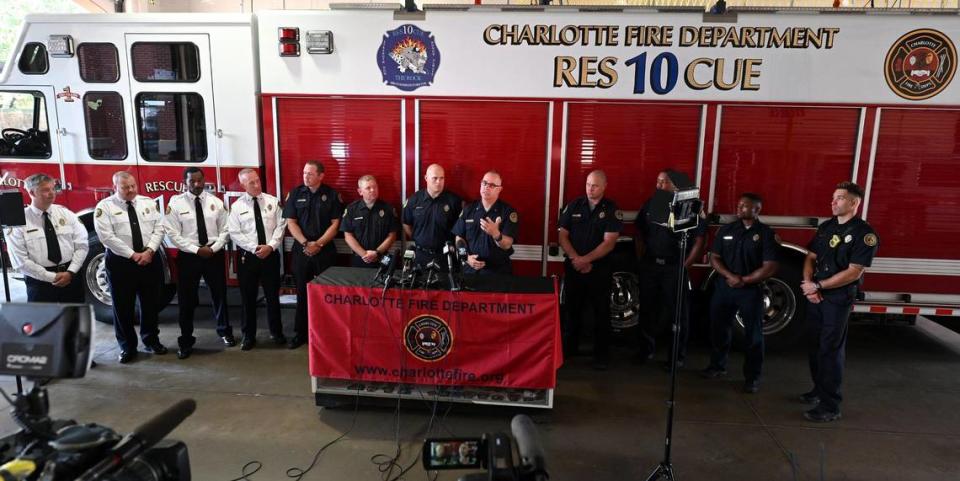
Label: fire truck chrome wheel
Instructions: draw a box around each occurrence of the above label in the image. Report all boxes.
[736,277,796,335]
[85,253,112,306]
[610,272,640,330]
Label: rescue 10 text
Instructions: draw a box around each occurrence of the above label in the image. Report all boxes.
[483,24,841,93]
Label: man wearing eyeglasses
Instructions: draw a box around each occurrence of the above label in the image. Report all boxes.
[452,171,518,275]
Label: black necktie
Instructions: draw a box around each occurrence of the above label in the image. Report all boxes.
[195,195,209,246]
[43,211,62,264]
[126,201,144,252]
[253,197,267,245]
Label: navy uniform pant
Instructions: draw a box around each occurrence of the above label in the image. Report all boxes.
[105,251,161,352]
[24,272,84,303]
[238,250,283,340]
[176,250,231,348]
[562,261,613,362]
[637,260,691,361]
[709,280,765,381]
[291,246,336,339]
[805,289,854,413]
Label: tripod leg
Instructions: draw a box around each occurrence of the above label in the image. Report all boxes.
[644,462,676,481]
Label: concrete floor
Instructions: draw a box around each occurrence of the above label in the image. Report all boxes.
[1,279,959,481]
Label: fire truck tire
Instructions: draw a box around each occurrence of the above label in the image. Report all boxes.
[82,234,178,324]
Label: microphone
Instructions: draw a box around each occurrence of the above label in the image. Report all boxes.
[511,414,548,481]
[455,238,468,266]
[77,399,197,481]
[373,251,395,284]
[443,241,460,291]
[399,246,416,288]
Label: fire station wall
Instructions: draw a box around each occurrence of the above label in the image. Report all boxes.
[712,106,862,217]
[275,97,403,206]
[418,99,550,276]
[867,108,960,261]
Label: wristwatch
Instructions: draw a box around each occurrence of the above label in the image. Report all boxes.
[495,233,503,242]
[815,281,823,291]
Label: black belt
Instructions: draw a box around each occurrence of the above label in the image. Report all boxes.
[44,263,72,273]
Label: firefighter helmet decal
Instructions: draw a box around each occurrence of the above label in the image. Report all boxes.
[377,24,441,92]
[884,29,957,101]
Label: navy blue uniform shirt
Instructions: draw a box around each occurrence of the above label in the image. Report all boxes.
[452,199,518,271]
[557,196,622,265]
[711,219,779,276]
[282,184,344,240]
[339,199,399,251]
[808,216,879,293]
[402,189,462,252]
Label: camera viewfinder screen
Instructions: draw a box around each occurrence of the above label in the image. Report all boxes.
[425,439,481,470]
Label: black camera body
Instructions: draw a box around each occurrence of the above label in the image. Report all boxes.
[422,415,547,481]
[0,303,193,481]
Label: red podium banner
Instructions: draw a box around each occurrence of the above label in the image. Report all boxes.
[308,283,562,389]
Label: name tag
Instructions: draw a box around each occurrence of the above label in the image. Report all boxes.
[296,198,307,203]
[114,211,123,216]
[179,211,190,215]
[572,214,582,218]
[723,236,733,240]
[466,219,475,223]
[354,216,364,220]
[239,211,250,216]
[26,228,38,233]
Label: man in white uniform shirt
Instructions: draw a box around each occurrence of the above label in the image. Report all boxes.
[227,168,287,350]
[8,173,88,303]
[93,171,168,364]
[163,167,233,359]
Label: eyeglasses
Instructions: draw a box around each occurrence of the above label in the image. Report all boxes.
[481,180,501,189]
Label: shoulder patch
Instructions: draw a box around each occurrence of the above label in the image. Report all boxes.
[615,210,623,220]
[509,211,518,223]
[864,233,878,247]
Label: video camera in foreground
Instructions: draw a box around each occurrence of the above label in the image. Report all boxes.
[0,303,195,481]
[422,415,547,481]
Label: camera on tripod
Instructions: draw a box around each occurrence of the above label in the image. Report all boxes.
[421,415,547,481]
[0,303,194,481]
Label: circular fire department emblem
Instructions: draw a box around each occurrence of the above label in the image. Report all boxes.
[884,29,957,101]
[377,24,441,92]
[404,314,453,362]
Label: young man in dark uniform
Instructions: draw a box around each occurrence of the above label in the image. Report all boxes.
[282,161,343,349]
[341,175,399,268]
[636,169,706,370]
[402,164,462,269]
[557,170,622,370]
[800,181,878,422]
[452,171,518,275]
[701,193,779,393]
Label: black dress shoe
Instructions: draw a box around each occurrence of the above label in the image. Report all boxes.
[743,379,760,394]
[287,336,306,350]
[241,337,256,351]
[803,406,841,422]
[144,342,168,355]
[221,335,237,347]
[118,351,137,364]
[270,334,287,346]
[799,390,820,404]
[177,347,192,360]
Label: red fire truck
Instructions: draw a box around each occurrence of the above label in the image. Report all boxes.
[1,6,958,349]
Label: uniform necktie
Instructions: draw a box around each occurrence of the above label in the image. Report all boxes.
[126,201,144,252]
[253,197,267,245]
[43,211,62,264]
[195,195,209,246]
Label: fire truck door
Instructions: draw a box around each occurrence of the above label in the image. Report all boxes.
[123,34,218,193]
[0,86,64,191]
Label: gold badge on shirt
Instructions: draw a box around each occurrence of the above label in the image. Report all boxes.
[59,217,66,226]
[753,234,760,242]
[443,205,450,212]
[509,212,518,223]
[379,209,385,217]
[322,194,328,202]
[144,207,151,214]
[829,234,841,248]
[96,208,103,218]
[598,211,606,219]
[267,203,273,211]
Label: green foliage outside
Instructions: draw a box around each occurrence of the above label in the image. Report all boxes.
[0,0,85,71]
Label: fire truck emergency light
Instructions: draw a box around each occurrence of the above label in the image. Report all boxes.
[305,30,334,54]
[48,35,74,57]
[279,42,300,57]
[278,27,300,42]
